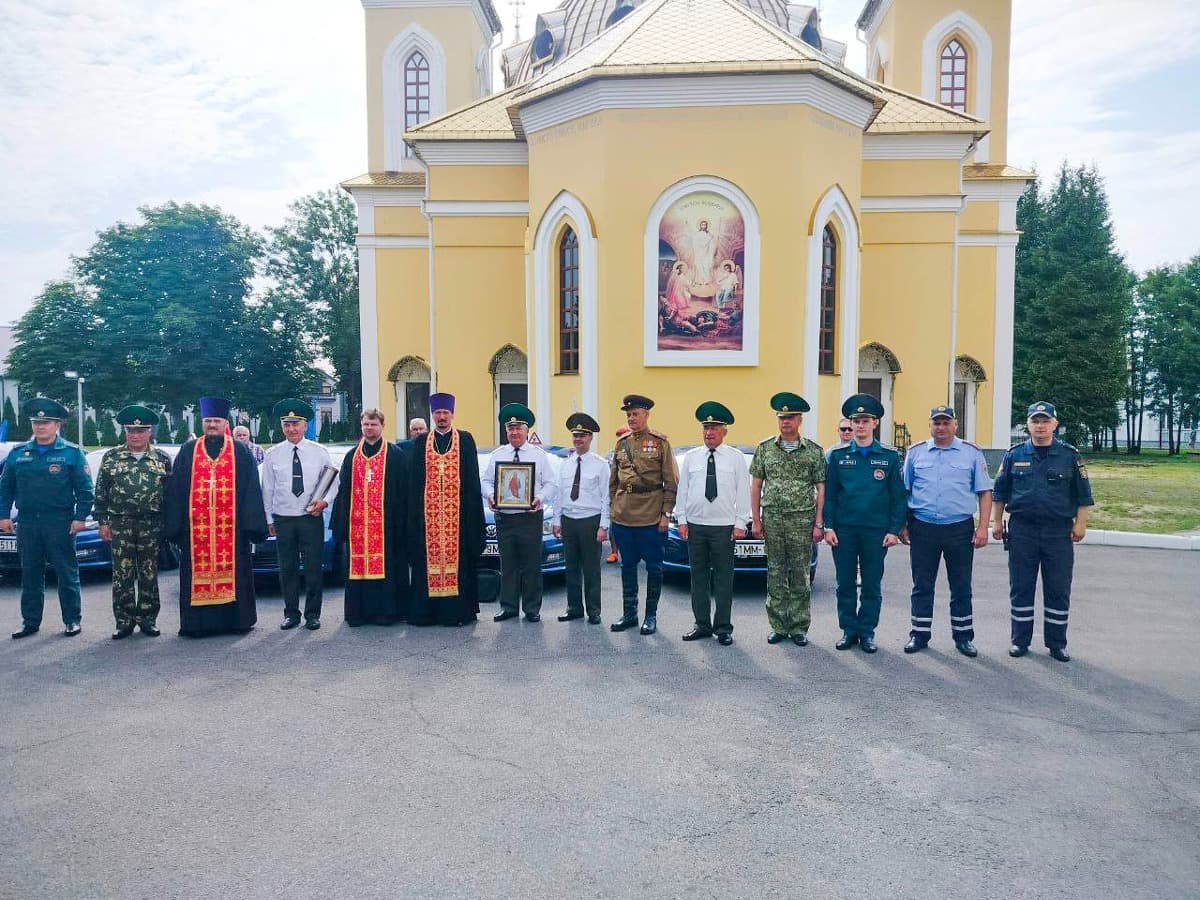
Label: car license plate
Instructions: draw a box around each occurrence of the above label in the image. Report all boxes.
[0,536,16,553]
[482,543,500,557]
[733,541,765,558]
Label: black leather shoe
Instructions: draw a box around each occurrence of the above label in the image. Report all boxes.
[1049,646,1071,662]
[767,632,786,644]
[904,637,928,654]
[558,612,584,622]
[955,640,978,658]
[860,636,878,653]
[11,626,39,639]
[640,616,657,635]
[682,628,713,641]
[493,610,519,622]
[139,622,161,637]
[587,615,602,625]
[305,619,321,631]
[64,623,81,637]
[610,617,639,632]
[716,633,733,646]
[525,614,541,623]
[280,617,301,630]
[1009,644,1029,657]
[835,633,859,651]
[792,633,808,647]
[111,625,135,640]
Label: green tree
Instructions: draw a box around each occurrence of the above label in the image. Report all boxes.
[83,416,99,447]
[2,398,17,440]
[6,281,102,407]
[100,415,118,446]
[157,416,172,443]
[264,190,361,419]
[1140,259,1200,454]
[319,417,332,442]
[175,421,193,443]
[1013,164,1131,447]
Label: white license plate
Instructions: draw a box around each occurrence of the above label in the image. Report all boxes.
[482,543,500,557]
[0,536,16,553]
[733,541,765,558]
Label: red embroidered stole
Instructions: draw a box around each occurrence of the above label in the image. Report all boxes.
[188,435,237,606]
[424,429,462,597]
[348,441,387,580]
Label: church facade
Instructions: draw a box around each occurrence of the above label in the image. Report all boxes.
[343,0,1029,448]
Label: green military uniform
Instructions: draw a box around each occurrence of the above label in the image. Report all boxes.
[93,406,172,635]
[824,394,907,650]
[749,392,826,639]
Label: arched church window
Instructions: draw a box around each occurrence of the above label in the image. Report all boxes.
[939,38,968,112]
[404,51,431,156]
[819,225,837,375]
[558,227,580,374]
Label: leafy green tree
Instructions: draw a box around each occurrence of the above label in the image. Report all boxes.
[175,421,193,443]
[319,417,332,442]
[83,415,99,447]
[256,417,272,445]
[1013,164,1131,447]
[264,190,361,420]
[100,415,118,446]
[2,398,17,440]
[7,281,102,407]
[1140,259,1200,454]
[157,416,172,443]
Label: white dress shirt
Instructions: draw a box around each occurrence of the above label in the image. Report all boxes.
[481,441,557,515]
[552,450,610,529]
[260,438,335,523]
[674,442,751,528]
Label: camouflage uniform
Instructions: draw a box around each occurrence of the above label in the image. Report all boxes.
[750,436,826,636]
[93,447,173,628]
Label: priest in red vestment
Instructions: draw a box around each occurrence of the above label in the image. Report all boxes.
[163,397,268,637]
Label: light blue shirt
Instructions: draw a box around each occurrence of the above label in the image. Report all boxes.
[902,437,993,525]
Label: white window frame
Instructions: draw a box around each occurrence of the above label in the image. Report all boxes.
[383,25,447,171]
[921,11,992,161]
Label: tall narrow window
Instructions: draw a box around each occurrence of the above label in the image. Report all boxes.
[939,39,968,111]
[819,225,837,375]
[558,227,580,374]
[404,51,431,156]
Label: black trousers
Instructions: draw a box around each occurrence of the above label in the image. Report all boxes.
[686,523,735,635]
[274,514,325,620]
[561,514,602,617]
[496,511,543,616]
[907,517,976,641]
[1007,514,1074,650]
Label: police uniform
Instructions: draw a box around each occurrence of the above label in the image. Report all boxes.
[824,394,906,653]
[901,406,993,656]
[676,402,750,644]
[749,392,826,645]
[992,402,1094,658]
[93,405,173,638]
[553,413,609,624]
[1,398,95,638]
[608,394,678,635]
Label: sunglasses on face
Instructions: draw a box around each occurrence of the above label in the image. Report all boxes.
[838,427,852,433]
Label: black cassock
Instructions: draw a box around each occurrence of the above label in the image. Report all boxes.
[407,429,485,626]
[163,436,269,637]
[330,439,409,626]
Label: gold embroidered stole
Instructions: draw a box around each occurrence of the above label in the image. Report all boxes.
[424,429,462,597]
[188,436,237,606]
[348,441,387,580]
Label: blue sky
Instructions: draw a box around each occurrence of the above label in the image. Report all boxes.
[1,0,1197,322]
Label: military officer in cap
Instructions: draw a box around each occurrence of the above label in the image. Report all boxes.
[823,394,906,653]
[93,405,173,638]
[676,401,750,645]
[483,402,556,622]
[992,402,1094,662]
[750,392,826,646]
[608,394,678,635]
[261,398,334,630]
[1,397,94,639]
[552,412,610,624]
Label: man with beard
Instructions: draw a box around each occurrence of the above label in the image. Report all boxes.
[163,397,268,637]
[331,408,409,626]
[408,393,485,627]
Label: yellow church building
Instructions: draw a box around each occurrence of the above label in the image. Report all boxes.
[342,0,1030,449]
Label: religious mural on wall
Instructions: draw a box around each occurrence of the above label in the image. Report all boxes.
[655,191,746,353]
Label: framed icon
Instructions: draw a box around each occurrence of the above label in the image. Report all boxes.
[495,461,536,510]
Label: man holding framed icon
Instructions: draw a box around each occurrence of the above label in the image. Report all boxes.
[482,403,556,623]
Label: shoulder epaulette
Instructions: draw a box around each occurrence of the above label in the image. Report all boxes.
[1060,441,1080,453]
[804,438,824,451]
[879,442,899,452]
[756,435,775,447]
[961,440,982,450]
[648,429,669,441]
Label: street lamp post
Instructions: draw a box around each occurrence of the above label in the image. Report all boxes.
[63,371,85,445]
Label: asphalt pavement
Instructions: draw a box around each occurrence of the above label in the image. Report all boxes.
[1,543,1198,900]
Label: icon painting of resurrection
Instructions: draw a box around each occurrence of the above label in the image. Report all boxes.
[656,191,746,353]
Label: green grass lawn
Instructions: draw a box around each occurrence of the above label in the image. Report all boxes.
[1078,450,1200,534]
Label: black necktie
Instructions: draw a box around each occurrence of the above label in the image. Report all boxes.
[513,447,520,463]
[705,450,718,502]
[571,457,581,501]
[291,447,304,497]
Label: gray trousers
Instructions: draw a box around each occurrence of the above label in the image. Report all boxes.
[497,511,543,616]
[561,514,602,617]
[686,522,735,635]
[274,514,325,620]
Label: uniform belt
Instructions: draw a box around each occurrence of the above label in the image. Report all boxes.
[622,484,661,494]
